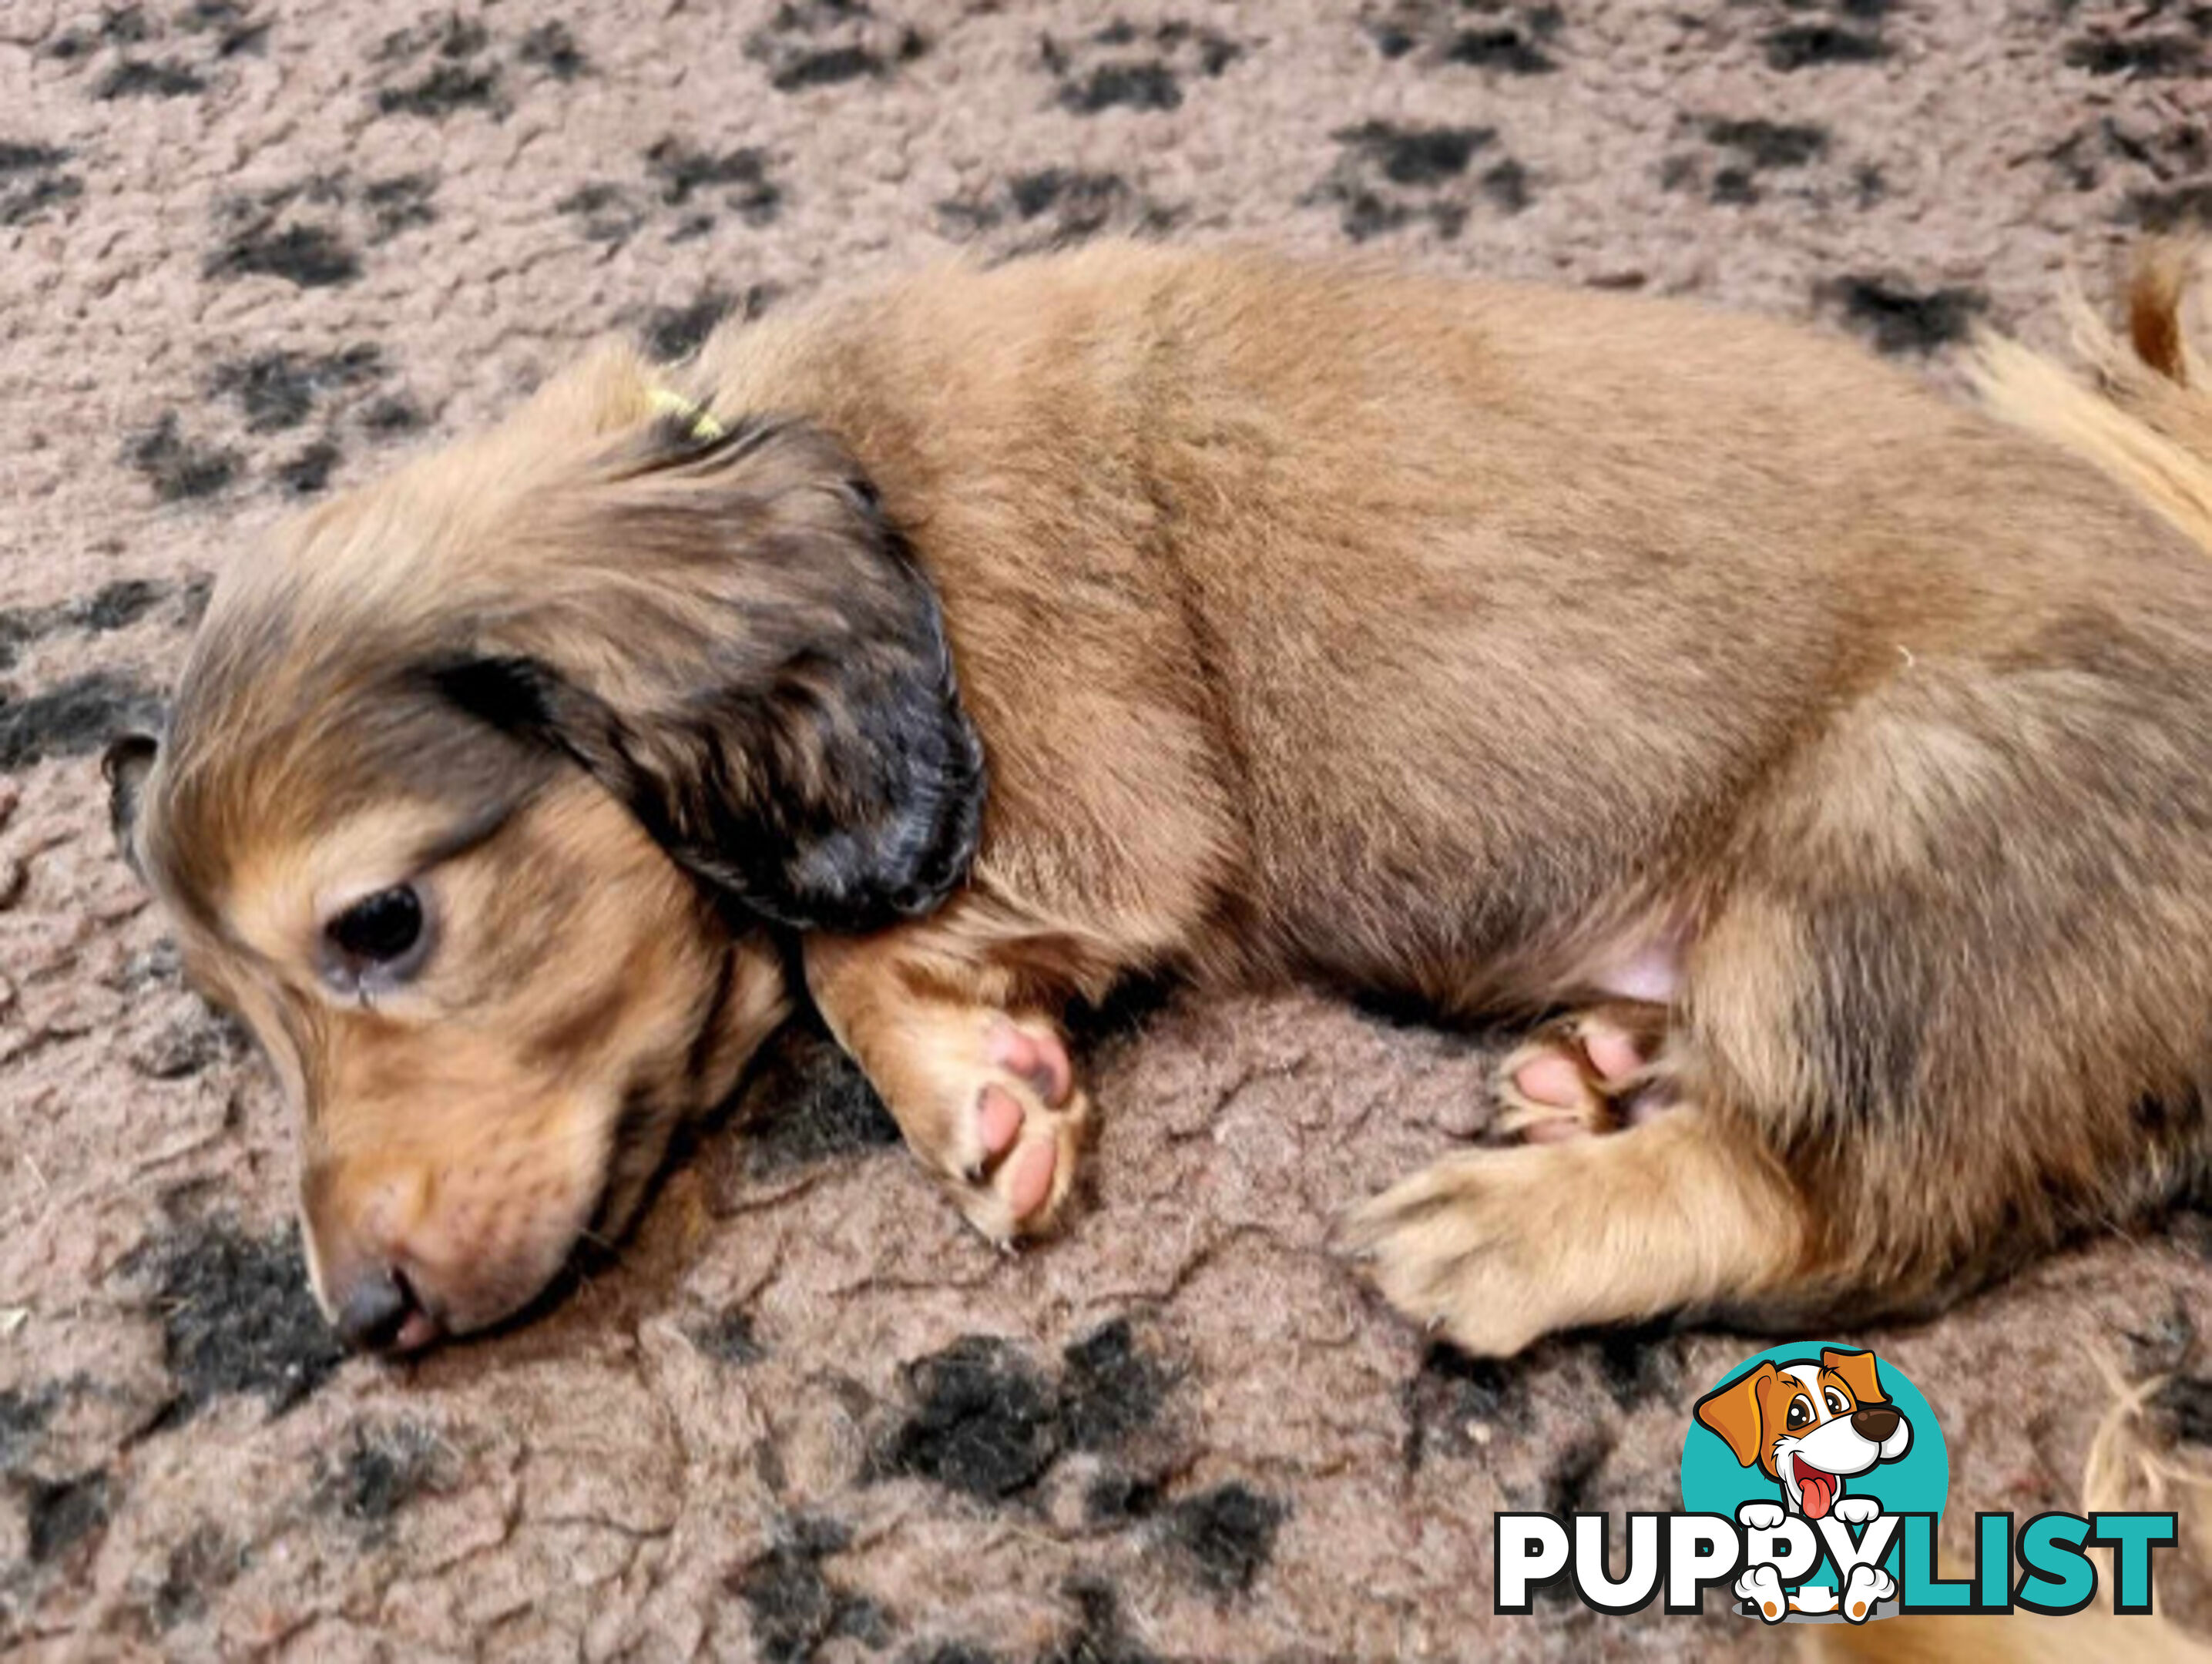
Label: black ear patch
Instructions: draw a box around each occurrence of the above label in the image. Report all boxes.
[425,419,986,934]
[102,732,159,871]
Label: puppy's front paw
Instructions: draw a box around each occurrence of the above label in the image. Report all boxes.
[921,1016,1088,1243]
[1841,1563,1895,1622]
[1339,1142,1609,1357]
[1735,1565,1787,1623]
[1831,1496,1881,1526]
[1737,1501,1787,1531]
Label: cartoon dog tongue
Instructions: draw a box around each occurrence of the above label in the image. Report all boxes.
[1794,1456,1840,1520]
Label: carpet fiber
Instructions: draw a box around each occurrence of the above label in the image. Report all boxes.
[4,1,2212,1658]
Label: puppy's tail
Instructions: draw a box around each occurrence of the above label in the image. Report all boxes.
[1804,1356,2212,1662]
[1969,241,2212,558]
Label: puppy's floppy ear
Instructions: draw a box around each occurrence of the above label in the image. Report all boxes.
[432,412,985,934]
[102,733,159,876]
[1694,1362,1775,1468]
[1821,1347,1887,1407]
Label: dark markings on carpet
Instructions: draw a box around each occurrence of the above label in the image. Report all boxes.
[360,395,425,436]
[1539,1432,1613,1517]
[314,1420,456,1537]
[519,21,589,80]
[363,171,438,240]
[0,579,172,673]
[1060,1319,1170,1451]
[2157,1375,2212,1443]
[737,1021,902,1176]
[2064,32,2203,79]
[1446,26,1554,73]
[1402,1340,1523,1470]
[1084,1466,1166,1525]
[1060,59,1181,113]
[1825,275,1986,354]
[377,61,501,118]
[130,1009,243,1079]
[1705,117,1828,170]
[125,414,242,501]
[276,441,341,495]
[124,1216,344,1421]
[151,1523,243,1631]
[644,138,782,223]
[1163,1483,1287,1593]
[1040,1578,1163,1664]
[0,672,166,771]
[559,181,644,243]
[0,1384,62,1474]
[730,1516,895,1664]
[1334,120,1494,186]
[2127,183,2212,233]
[689,1304,768,1366]
[206,217,361,287]
[210,344,384,432]
[1764,25,1888,71]
[1592,1321,1683,1411]
[25,1470,112,1563]
[96,57,206,98]
[1482,157,1532,212]
[872,1336,1063,1498]
[177,2,270,58]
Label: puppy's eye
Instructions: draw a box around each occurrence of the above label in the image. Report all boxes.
[1786,1398,1811,1428]
[1824,1387,1849,1416]
[328,886,424,965]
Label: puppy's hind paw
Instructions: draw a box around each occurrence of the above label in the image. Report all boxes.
[1494,1003,1671,1143]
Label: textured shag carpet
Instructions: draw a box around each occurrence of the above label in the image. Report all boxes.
[5,1,2212,1659]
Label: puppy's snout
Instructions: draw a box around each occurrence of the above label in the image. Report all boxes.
[1851,1405,1900,1442]
[304,1160,445,1353]
[332,1265,436,1354]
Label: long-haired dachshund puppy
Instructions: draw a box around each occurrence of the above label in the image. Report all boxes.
[106,241,2212,1357]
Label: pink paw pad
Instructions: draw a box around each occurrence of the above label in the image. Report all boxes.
[987,1023,1072,1106]
[1501,1007,1671,1142]
[964,1020,1077,1226]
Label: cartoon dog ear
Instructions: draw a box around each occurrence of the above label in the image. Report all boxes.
[102,733,159,877]
[431,414,985,934]
[1694,1362,1776,1468]
[1821,1347,1887,1407]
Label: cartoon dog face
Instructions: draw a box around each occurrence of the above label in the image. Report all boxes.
[1693,1348,1912,1520]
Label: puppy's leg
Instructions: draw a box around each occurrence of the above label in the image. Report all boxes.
[805,931,1086,1241]
[1342,1106,1809,1356]
[1360,650,2212,1354]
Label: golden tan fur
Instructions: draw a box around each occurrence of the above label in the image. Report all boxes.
[1972,242,2212,559]
[111,240,2212,1355]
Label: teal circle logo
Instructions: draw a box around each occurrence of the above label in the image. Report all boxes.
[1681,1344,1948,1606]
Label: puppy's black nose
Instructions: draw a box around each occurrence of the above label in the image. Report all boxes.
[1852,1405,1900,1442]
[332,1267,420,1354]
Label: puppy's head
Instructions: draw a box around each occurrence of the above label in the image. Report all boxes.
[1693,1347,1912,1519]
[108,344,985,1351]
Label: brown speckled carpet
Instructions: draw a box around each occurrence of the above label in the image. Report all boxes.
[5,2,2212,1659]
